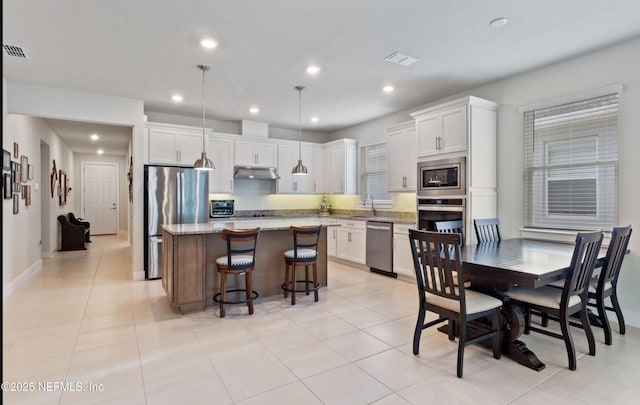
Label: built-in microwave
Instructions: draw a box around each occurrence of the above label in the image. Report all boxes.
[417,156,466,197]
[210,199,234,218]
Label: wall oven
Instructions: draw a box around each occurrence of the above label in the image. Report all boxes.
[417,198,465,232]
[417,156,466,197]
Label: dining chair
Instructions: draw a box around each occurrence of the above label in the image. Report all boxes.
[589,225,632,344]
[282,225,322,305]
[435,220,465,245]
[213,227,261,318]
[473,218,501,243]
[542,226,632,346]
[505,231,603,370]
[409,229,502,378]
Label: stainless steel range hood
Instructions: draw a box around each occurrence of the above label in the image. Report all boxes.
[233,166,280,180]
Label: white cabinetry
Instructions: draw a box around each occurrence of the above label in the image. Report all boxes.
[208,135,234,193]
[411,96,497,158]
[235,139,278,167]
[336,219,366,264]
[412,96,498,244]
[393,223,415,279]
[278,143,314,194]
[386,121,417,192]
[148,126,203,165]
[309,146,324,194]
[319,217,338,257]
[323,139,357,195]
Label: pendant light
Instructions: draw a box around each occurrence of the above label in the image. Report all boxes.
[193,64,215,171]
[292,85,308,175]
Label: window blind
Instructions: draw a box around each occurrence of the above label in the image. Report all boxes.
[523,93,619,231]
[360,142,391,202]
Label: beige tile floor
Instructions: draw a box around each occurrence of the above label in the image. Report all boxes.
[3,234,639,404]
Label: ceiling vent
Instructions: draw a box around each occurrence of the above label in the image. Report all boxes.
[384,52,418,67]
[3,44,27,58]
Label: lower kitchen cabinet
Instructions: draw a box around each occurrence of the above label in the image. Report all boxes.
[393,224,415,279]
[320,217,338,257]
[162,231,206,314]
[336,219,366,264]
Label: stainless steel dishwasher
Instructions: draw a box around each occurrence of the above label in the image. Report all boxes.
[366,220,396,278]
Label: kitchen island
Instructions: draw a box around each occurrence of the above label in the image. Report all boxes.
[162,218,334,314]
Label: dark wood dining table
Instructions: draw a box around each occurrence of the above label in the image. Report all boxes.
[459,238,608,371]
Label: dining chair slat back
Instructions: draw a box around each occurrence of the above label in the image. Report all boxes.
[473,218,501,243]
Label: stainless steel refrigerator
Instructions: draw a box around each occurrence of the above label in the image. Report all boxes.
[144,165,209,279]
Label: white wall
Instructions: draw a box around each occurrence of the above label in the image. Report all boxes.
[2,113,75,295]
[329,36,640,326]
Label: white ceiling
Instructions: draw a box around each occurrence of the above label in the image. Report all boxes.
[4,0,640,155]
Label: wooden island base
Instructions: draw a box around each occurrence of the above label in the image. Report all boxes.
[162,223,328,314]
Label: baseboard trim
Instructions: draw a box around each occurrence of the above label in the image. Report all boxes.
[3,259,43,299]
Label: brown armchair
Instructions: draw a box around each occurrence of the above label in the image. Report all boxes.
[68,212,91,242]
[57,215,87,251]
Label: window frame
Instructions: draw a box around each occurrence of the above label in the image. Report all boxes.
[522,86,621,231]
[359,141,392,206]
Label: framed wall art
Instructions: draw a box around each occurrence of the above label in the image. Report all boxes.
[3,173,11,199]
[50,160,58,198]
[28,164,34,180]
[20,155,28,183]
[23,184,31,206]
[59,170,67,206]
[11,162,21,192]
[13,142,19,159]
[13,193,19,214]
[3,149,10,172]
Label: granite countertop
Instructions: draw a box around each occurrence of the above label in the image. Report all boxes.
[163,218,338,235]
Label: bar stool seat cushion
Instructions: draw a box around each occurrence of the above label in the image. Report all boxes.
[284,248,317,260]
[216,255,255,267]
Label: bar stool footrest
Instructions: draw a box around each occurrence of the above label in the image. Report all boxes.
[213,289,259,305]
[282,280,321,294]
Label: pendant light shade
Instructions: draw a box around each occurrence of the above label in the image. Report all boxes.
[194,64,215,171]
[292,85,308,175]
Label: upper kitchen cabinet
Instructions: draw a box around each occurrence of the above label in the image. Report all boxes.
[410,96,498,158]
[208,135,235,193]
[386,121,417,192]
[277,142,324,194]
[235,139,278,167]
[323,139,357,195]
[148,125,203,165]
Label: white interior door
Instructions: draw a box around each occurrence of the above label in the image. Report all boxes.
[82,163,118,235]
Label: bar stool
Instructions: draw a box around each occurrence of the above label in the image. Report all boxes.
[282,225,322,305]
[213,228,260,318]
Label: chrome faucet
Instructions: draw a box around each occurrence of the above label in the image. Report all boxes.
[365,193,377,216]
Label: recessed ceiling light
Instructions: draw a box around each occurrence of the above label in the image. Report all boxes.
[249,107,260,114]
[200,38,218,49]
[306,65,321,74]
[383,85,394,93]
[90,134,100,141]
[171,94,183,102]
[310,117,319,123]
[97,149,104,155]
[489,17,508,28]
